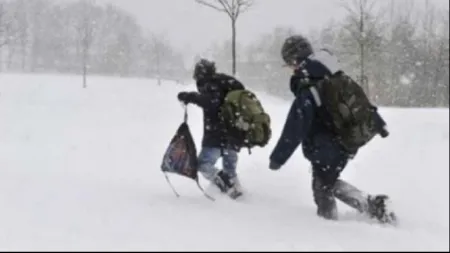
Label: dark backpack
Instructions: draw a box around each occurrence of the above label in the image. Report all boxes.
[219,89,272,150]
[160,109,214,201]
[315,72,381,152]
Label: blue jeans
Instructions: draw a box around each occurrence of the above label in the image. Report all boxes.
[197,147,238,181]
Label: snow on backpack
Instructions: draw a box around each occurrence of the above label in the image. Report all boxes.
[219,89,271,151]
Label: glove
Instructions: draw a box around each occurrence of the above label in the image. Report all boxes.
[177,92,190,104]
[269,160,282,171]
[379,126,389,138]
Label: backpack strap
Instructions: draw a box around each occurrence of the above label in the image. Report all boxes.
[309,86,322,107]
[292,79,322,108]
[183,105,188,123]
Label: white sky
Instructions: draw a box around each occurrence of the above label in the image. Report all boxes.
[94,0,449,58]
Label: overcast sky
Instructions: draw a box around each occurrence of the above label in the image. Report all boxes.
[94,0,449,59]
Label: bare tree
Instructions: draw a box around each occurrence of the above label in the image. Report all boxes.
[440,11,450,106]
[15,0,30,71]
[377,0,418,106]
[150,33,163,85]
[76,0,97,88]
[0,2,9,48]
[195,0,254,75]
[339,0,385,97]
[145,32,186,84]
[0,1,14,71]
[428,7,449,106]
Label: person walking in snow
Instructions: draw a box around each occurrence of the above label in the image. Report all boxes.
[177,58,245,199]
[268,35,396,224]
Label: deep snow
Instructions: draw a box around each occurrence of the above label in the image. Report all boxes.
[0,73,448,251]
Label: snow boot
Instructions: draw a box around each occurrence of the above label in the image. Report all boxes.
[227,176,243,199]
[212,170,232,193]
[367,194,397,225]
[212,171,243,199]
[333,179,397,224]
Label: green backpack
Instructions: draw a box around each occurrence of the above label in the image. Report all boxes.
[315,73,380,152]
[219,89,271,150]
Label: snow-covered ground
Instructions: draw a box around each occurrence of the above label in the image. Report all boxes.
[0,73,448,251]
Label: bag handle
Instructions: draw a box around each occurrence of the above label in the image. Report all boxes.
[183,105,188,123]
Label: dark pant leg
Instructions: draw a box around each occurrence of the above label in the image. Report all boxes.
[311,161,346,220]
[303,133,352,220]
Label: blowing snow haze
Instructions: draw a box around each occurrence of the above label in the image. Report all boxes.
[0,0,449,106]
[0,0,449,251]
[97,0,449,56]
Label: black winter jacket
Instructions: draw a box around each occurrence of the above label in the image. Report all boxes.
[179,73,245,150]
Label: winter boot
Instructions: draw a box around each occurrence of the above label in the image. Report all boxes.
[227,176,243,199]
[367,194,397,224]
[212,171,243,199]
[333,179,397,224]
[212,170,234,192]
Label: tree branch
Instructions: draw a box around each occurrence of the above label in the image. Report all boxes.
[238,0,254,13]
[340,0,358,18]
[235,0,253,18]
[219,0,232,12]
[196,0,230,16]
[196,0,253,20]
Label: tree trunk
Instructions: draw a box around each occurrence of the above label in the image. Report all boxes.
[21,38,26,71]
[231,18,236,76]
[360,42,367,92]
[7,43,14,70]
[156,49,161,85]
[359,0,369,96]
[82,38,88,88]
[82,49,87,88]
[0,48,3,72]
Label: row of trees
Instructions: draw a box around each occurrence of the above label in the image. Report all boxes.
[0,0,188,87]
[208,0,449,107]
[0,0,448,107]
